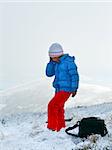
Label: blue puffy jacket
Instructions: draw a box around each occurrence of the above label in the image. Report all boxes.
[45,54,79,93]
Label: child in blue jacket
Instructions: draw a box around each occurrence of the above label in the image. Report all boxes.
[46,43,79,131]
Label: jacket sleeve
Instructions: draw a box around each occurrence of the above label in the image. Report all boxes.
[67,61,79,91]
[45,60,56,77]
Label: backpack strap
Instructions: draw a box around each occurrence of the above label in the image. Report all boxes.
[65,117,73,122]
[65,121,80,137]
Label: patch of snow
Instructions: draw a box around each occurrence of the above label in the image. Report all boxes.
[0,80,112,149]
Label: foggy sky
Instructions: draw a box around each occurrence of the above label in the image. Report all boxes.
[1,2,112,89]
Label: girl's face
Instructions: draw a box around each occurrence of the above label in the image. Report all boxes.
[52,57,60,62]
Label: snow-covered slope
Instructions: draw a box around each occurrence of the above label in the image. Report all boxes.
[0,79,52,116]
[0,103,112,150]
[0,80,112,150]
[1,79,112,116]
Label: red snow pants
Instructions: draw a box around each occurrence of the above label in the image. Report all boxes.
[47,90,71,131]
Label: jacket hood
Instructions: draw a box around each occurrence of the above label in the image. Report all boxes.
[59,53,75,62]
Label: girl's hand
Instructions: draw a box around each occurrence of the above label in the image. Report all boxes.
[71,91,77,97]
[50,57,52,61]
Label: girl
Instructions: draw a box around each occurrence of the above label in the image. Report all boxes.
[45,43,79,131]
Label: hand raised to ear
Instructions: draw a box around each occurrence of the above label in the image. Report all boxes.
[50,57,52,61]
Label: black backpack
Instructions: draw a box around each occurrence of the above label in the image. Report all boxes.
[65,117,108,138]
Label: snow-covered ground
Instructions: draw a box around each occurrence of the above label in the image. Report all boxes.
[0,80,112,150]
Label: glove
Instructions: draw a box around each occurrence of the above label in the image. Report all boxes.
[50,57,52,61]
[71,91,77,97]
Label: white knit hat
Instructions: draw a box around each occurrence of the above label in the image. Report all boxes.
[48,43,64,58]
